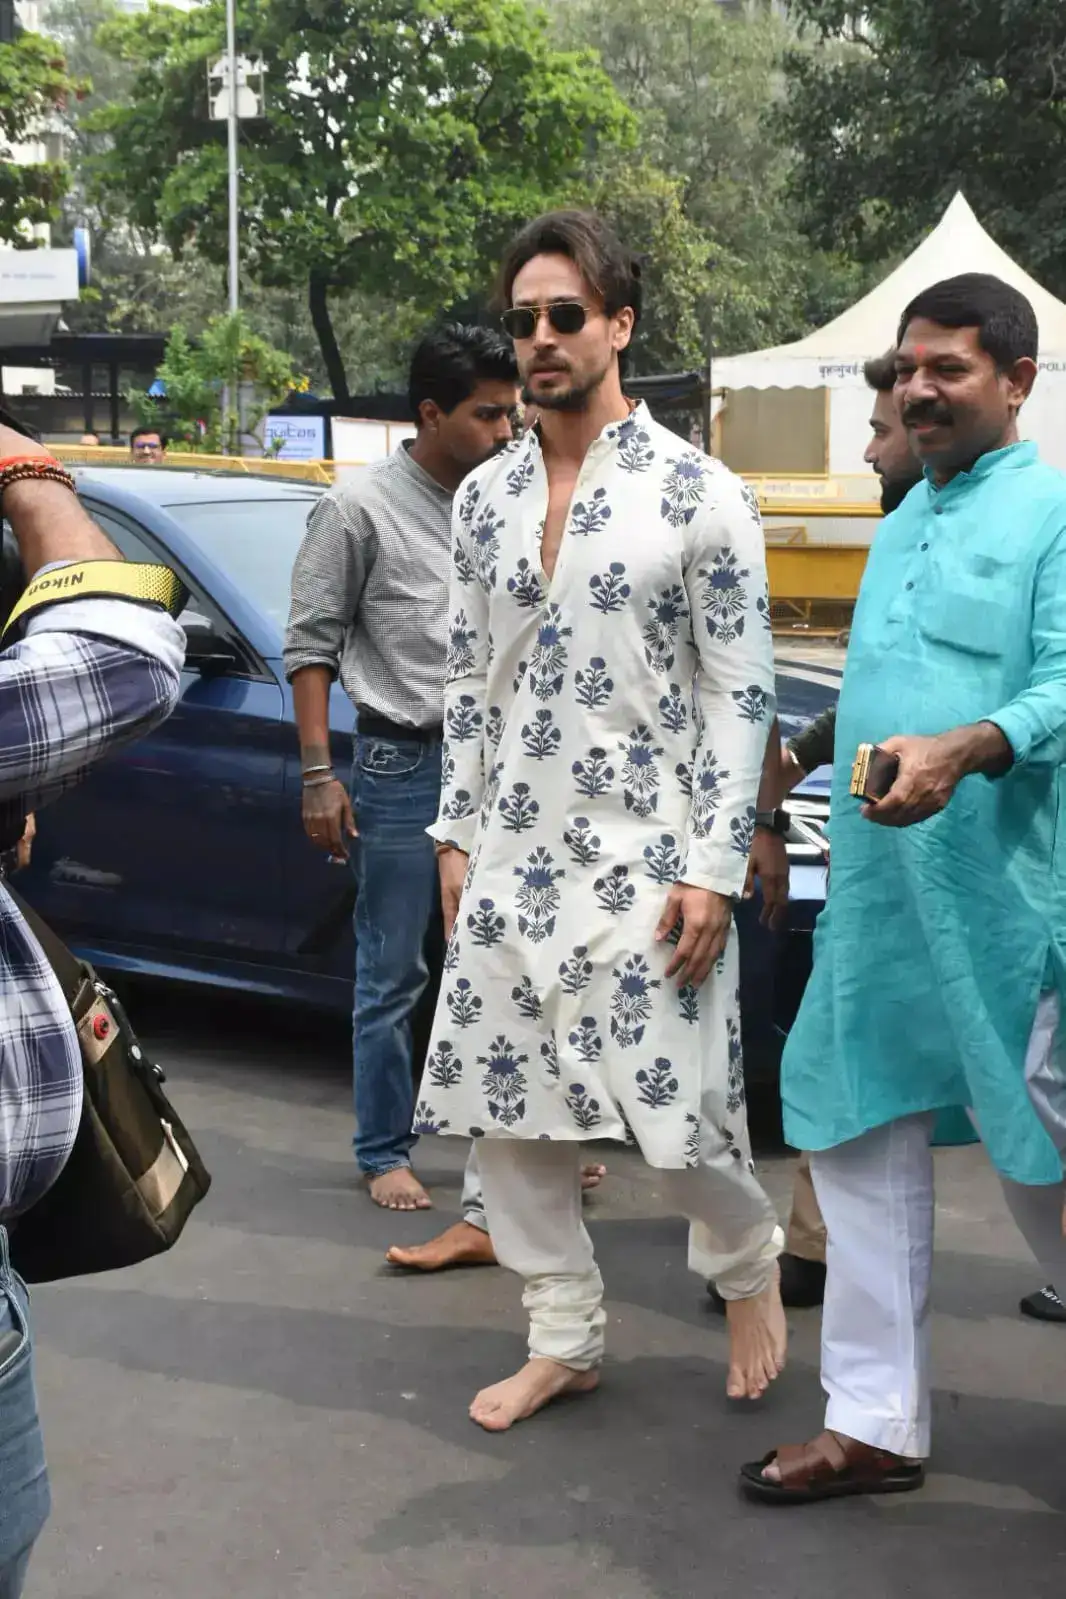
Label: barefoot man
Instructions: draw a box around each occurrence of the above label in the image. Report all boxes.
[286,325,519,1211]
[417,210,786,1429]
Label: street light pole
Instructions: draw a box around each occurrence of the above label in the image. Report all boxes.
[222,0,239,450]
[226,0,239,319]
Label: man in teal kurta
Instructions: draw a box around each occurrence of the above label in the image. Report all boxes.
[742,272,1066,1505]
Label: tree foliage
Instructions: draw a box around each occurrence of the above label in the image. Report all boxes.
[783,0,1066,295]
[131,311,299,451]
[0,26,82,241]
[552,0,864,354]
[88,0,635,397]
[572,156,711,374]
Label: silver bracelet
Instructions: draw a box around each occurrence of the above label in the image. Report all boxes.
[302,763,333,777]
[302,773,337,789]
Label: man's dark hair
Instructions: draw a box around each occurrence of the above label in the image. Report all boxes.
[897,273,1038,370]
[497,209,643,330]
[130,425,168,450]
[408,323,517,423]
[863,350,897,392]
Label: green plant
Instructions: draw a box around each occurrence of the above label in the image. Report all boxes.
[129,312,299,453]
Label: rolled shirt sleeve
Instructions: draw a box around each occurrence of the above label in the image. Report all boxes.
[284,492,370,682]
[0,594,184,810]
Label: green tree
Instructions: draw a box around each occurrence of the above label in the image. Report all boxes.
[0,23,81,241]
[88,0,635,399]
[552,0,864,354]
[573,156,711,374]
[782,1,1066,293]
[131,311,298,452]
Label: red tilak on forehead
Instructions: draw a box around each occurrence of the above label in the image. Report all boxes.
[915,344,927,360]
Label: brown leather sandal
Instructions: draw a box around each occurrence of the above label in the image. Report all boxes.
[739,1429,925,1504]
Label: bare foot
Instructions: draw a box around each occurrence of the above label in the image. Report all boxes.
[724,1268,788,1400]
[385,1220,497,1270]
[469,1358,600,1432]
[581,1163,607,1192]
[367,1169,432,1211]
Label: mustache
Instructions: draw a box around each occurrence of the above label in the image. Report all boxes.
[902,402,953,427]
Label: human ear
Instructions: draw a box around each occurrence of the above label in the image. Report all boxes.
[612,307,635,354]
[1008,356,1038,409]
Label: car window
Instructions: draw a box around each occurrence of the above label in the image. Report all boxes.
[85,505,157,564]
[84,502,239,653]
[162,498,319,629]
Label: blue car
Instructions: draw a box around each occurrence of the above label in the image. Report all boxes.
[20,466,833,1081]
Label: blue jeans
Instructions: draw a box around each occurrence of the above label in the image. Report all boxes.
[0,1227,49,1598]
[351,734,442,1176]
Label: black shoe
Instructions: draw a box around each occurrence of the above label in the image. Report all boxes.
[1019,1284,1066,1323]
[706,1252,827,1313]
[779,1252,826,1308]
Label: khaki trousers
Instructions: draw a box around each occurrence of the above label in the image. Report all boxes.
[785,1149,827,1263]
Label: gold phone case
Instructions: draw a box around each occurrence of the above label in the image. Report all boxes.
[849,743,874,799]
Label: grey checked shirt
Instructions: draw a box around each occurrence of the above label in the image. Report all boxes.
[283,444,454,729]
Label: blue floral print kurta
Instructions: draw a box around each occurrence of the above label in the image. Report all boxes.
[423,405,775,1169]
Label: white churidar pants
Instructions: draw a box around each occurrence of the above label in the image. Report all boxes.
[810,992,1066,1459]
[473,1105,783,1370]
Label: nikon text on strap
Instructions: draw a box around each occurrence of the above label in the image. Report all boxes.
[2,561,188,643]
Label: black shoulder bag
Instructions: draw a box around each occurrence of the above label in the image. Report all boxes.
[7,890,211,1282]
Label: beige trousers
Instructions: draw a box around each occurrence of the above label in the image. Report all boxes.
[785,1150,827,1263]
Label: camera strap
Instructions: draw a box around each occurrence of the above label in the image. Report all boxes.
[2,561,188,642]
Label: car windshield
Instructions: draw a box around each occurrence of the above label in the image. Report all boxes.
[165,496,319,628]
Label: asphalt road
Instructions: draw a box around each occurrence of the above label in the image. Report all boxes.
[24,986,1066,1599]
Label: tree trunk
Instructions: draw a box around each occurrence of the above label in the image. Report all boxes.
[308,271,349,402]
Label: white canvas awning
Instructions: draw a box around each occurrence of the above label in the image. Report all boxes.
[715,193,1066,390]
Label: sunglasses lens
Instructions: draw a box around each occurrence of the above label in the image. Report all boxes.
[503,308,536,340]
[549,303,587,335]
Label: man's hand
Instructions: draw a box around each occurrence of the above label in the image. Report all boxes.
[438,846,470,939]
[862,723,1011,828]
[16,813,35,873]
[655,884,732,987]
[744,827,789,929]
[780,740,806,796]
[302,777,357,860]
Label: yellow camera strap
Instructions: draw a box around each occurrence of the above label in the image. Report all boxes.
[2,561,188,643]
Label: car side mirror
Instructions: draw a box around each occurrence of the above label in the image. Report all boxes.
[182,614,240,678]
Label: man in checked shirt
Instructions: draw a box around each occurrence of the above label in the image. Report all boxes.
[285,326,520,1211]
[0,420,184,1596]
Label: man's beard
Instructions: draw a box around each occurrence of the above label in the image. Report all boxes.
[521,356,611,414]
[880,469,923,514]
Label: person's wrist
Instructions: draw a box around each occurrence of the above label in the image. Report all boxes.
[936,722,1008,781]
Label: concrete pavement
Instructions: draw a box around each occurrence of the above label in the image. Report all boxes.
[25,989,1066,1599]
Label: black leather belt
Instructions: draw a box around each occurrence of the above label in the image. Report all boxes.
[357,713,443,744]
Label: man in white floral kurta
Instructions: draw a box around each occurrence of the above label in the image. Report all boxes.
[425,211,785,1429]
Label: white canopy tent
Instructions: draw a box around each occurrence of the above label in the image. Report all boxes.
[714,193,1066,475]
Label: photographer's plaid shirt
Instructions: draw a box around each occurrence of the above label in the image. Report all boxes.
[0,595,184,1220]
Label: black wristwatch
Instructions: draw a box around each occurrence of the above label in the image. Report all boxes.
[754,808,791,836]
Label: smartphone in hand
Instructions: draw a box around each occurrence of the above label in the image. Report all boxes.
[850,743,900,803]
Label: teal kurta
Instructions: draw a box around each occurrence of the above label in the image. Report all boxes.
[783,442,1066,1185]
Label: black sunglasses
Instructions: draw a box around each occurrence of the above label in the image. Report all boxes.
[501,301,590,340]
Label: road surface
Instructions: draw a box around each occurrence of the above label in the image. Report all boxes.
[26,987,1066,1599]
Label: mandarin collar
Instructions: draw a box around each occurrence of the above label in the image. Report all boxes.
[526,399,651,457]
[926,439,1038,496]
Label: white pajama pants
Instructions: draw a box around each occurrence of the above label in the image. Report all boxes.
[810,992,1066,1459]
[469,1117,784,1370]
